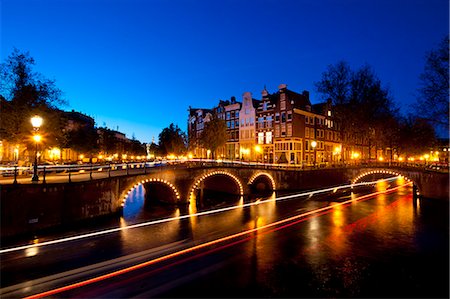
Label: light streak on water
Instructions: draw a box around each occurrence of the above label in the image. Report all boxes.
[22,182,411,299]
[0,176,402,254]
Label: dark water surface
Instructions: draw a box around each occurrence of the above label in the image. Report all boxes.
[1,179,448,298]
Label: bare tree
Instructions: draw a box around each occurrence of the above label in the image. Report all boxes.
[200,116,227,159]
[415,36,449,133]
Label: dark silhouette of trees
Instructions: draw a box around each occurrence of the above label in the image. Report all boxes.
[158,123,187,156]
[199,116,228,159]
[414,36,449,133]
[397,116,436,156]
[0,49,67,149]
[65,126,99,160]
[316,61,397,160]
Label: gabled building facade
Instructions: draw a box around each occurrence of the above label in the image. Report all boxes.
[187,84,343,166]
[239,92,259,161]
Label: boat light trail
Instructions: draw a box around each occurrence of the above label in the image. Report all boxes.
[0,176,402,254]
[23,182,411,299]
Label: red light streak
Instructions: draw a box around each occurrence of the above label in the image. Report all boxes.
[24,182,411,299]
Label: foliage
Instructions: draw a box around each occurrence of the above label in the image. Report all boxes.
[397,116,436,156]
[315,61,398,159]
[125,139,146,156]
[414,36,449,133]
[158,123,187,156]
[65,125,99,156]
[0,48,67,148]
[199,116,228,159]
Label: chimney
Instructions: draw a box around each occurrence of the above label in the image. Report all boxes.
[278,83,287,90]
[302,90,310,100]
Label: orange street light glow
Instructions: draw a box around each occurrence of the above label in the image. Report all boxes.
[33,135,42,142]
[23,182,411,299]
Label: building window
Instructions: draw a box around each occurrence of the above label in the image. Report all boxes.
[236,111,239,118]
[227,121,231,128]
[305,128,309,138]
[328,110,331,116]
[258,132,264,144]
[280,100,286,110]
[266,131,272,144]
[287,111,292,120]
[287,123,292,136]
[263,102,267,111]
[305,116,309,124]
[226,112,230,119]
[305,140,309,151]
[275,113,280,122]
[281,112,286,123]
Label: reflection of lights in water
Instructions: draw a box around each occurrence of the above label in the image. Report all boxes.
[376,180,388,192]
[332,209,344,227]
[309,217,319,231]
[25,247,39,257]
[1,178,409,255]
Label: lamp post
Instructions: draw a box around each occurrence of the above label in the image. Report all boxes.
[311,140,317,168]
[31,115,43,182]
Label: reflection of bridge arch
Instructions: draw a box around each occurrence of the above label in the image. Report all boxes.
[248,172,276,190]
[189,170,244,200]
[120,178,181,207]
[351,169,412,185]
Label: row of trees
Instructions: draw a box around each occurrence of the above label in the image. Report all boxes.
[315,36,448,160]
[153,119,227,159]
[0,49,146,161]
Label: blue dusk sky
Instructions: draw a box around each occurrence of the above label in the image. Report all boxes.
[1,0,448,143]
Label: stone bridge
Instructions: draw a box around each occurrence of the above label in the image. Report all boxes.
[1,164,448,238]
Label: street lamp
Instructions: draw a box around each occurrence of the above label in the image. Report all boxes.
[311,140,317,168]
[31,115,43,182]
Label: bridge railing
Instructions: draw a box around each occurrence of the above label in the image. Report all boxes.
[1,158,447,184]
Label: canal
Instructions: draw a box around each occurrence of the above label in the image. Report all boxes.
[0,177,448,298]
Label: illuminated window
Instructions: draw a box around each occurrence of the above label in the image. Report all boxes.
[258,132,264,144]
[266,132,272,144]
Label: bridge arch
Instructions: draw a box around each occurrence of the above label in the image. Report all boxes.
[351,169,413,185]
[120,178,181,207]
[248,172,276,191]
[189,170,244,200]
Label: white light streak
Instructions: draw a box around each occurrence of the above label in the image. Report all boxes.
[0,176,402,254]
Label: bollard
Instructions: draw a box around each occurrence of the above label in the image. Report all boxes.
[43,167,46,184]
[68,172,71,183]
[126,163,129,175]
[90,164,93,180]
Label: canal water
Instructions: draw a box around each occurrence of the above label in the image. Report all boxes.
[121,180,449,298]
[1,178,448,298]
